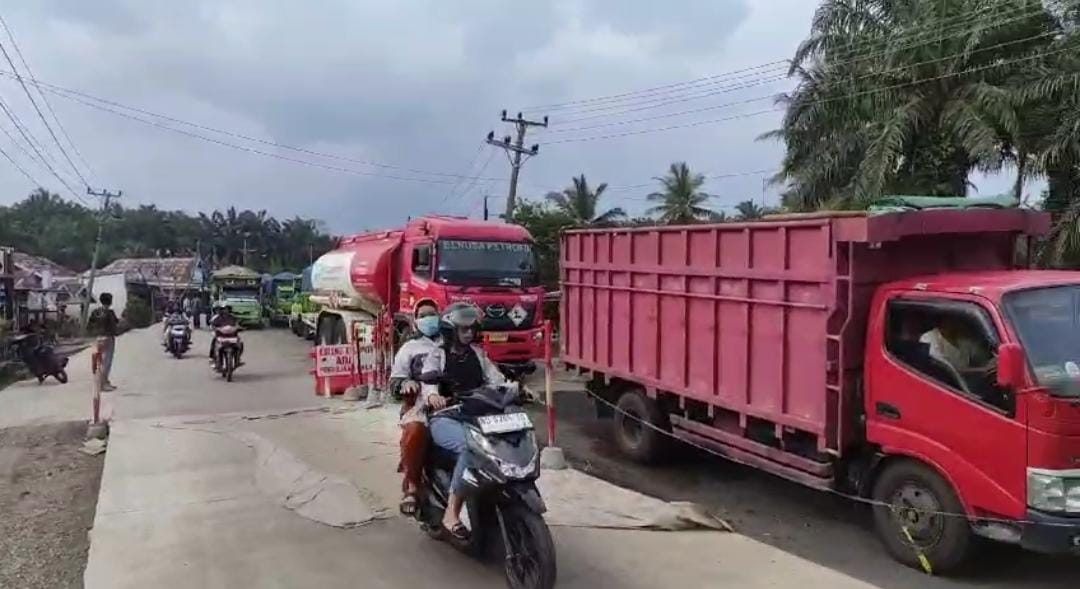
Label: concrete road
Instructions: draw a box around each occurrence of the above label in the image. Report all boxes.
[81,327,891,588]
[530,380,1079,589]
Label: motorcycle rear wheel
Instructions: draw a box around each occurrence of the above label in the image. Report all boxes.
[503,506,556,589]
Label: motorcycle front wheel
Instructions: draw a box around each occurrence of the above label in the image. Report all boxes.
[223,352,235,382]
[54,370,68,384]
[503,506,556,589]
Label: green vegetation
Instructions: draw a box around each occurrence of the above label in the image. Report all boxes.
[0,189,334,272]
[763,0,1079,217]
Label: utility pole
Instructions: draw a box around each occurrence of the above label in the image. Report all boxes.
[81,188,122,332]
[240,234,256,268]
[487,110,547,218]
[483,194,489,221]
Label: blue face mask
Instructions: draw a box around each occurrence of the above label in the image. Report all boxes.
[416,315,440,337]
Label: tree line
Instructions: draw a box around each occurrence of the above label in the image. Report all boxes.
[765,0,1079,263]
[510,161,773,288]
[0,189,335,273]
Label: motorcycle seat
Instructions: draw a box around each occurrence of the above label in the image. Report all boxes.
[428,445,459,470]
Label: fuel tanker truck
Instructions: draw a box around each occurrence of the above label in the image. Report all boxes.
[309,216,545,393]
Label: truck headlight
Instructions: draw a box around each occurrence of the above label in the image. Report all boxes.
[1028,469,1080,513]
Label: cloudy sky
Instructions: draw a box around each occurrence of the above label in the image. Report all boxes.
[0,0,1022,232]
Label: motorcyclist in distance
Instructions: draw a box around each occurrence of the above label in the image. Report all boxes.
[209,304,244,367]
[418,302,506,540]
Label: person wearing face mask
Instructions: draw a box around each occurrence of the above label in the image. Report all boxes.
[389,302,441,516]
[419,302,506,540]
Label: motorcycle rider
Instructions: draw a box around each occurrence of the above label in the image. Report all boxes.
[419,302,506,540]
[162,306,191,348]
[208,304,244,367]
[389,302,441,516]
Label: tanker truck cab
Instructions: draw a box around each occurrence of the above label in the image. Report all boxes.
[866,273,1080,563]
[400,217,545,379]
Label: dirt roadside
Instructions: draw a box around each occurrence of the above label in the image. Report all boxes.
[0,421,104,589]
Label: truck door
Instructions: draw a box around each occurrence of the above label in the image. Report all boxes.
[868,295,1027,520]
[403,241,433,311]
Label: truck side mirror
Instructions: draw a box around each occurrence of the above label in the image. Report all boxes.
[997,343,1025,389]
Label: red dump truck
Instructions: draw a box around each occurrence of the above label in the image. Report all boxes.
[560,206,1080,571]
[309,216,545,393]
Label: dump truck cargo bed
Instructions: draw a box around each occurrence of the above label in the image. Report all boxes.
[560,208,1049,464]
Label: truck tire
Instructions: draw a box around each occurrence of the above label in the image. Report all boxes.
[871,460,973,574]
[612,389,670,464]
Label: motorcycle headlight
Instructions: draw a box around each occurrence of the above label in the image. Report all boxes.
[1027,469,1080,513]
[466,427,496,456]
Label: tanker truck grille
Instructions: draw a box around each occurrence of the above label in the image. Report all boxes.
[483,302,536,331]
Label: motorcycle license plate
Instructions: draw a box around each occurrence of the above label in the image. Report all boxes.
[171,328,187,335]
[477,412,532,434]
[218,337,239,344]
[485,332,509,343]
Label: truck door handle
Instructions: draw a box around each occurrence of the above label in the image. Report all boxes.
[875,402,902,420]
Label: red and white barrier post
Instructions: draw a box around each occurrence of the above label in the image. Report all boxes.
[539,320,566,469]
[87,337,108,439]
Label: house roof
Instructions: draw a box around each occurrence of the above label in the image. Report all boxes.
[99,257,198,286]
[10,251,76,291]
[12,251,76,277]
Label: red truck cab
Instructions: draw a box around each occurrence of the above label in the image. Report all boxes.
[311,216,545,388]
[560,206,1080,571]
[866,271,1080,559]
[396,217,545,376]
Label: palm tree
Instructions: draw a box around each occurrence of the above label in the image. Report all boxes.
[764,0,1057,210]
[734,200,766,220]
[545,175,625,227]
[647,162,716,224]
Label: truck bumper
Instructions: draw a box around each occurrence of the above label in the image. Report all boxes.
[1021,510,1080,555]
[484,327,544,376]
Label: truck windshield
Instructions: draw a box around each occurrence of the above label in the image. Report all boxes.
[1004,285,1080,397]
[437,240,538,287]
[222,288,259,300]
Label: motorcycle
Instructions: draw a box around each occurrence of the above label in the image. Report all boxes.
[213,325,242,382]
[11,332,69,384]
[166,322,191,359]
[414,365,557,589]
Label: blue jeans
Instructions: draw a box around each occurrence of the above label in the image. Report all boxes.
[430,417,472,494]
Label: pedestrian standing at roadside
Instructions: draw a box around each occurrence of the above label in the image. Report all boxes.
[92,292,120,391]
[192,297,203,329]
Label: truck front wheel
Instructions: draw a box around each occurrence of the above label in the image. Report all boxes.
[871,460,973,574]
[612,389,670,464]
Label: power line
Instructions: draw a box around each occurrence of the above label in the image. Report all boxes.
[0,141,39,186]
[0,13,94,183]
[440,143,486,203]
[544,29,1061,136]
[0,39,90,188]
[525,1,1053,114]
[0,69,514,185]
[546,46,1071,145]
[538,4,1056,125]
[30,85,523,188]
[0,91,85,202]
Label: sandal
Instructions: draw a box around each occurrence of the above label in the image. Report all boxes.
[445,521,470,541]
[399,495,418,516]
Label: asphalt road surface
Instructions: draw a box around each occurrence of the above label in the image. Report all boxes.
[83,327,891,589]
[530,381,1078,589]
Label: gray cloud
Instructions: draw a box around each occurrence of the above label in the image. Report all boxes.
[5,0,1020,235]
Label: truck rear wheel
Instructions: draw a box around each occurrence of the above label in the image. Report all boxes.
[612,389,670,464]
[871,460,973,574]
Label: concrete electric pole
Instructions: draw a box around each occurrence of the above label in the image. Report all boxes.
[486,110,547,219]
[81,187,122,332]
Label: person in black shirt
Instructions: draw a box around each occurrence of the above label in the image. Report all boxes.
[94,292,119,391]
